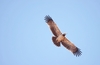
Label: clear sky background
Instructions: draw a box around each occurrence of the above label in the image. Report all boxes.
[0,0,100,65]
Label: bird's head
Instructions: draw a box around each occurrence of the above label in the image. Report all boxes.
[62,33,66,36]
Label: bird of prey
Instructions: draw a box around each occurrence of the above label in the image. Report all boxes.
[44,15,82,57]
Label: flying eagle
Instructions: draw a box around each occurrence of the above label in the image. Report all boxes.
[44,15,82,57]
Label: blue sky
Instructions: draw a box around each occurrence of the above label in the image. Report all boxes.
[0,0,100,65]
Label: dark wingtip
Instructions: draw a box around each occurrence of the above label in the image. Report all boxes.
[44,15,53,22]
[73,47,82,57]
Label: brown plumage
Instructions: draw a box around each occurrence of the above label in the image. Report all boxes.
[44,15,82,57]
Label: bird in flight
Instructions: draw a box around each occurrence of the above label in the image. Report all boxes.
[44,15,82,57]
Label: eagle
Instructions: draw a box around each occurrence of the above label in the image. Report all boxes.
[44,15,82,57]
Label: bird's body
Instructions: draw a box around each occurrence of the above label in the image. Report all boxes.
[44,15,82,57]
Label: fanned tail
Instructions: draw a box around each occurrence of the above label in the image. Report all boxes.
[52,36,60,47]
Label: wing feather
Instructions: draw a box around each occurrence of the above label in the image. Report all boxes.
[61,37,82,57]
[45,15,62,36]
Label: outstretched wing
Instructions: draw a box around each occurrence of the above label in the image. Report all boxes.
[45,15,62,37]
[61,37,82,57]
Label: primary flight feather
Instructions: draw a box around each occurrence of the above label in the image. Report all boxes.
[44,15,82,57]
